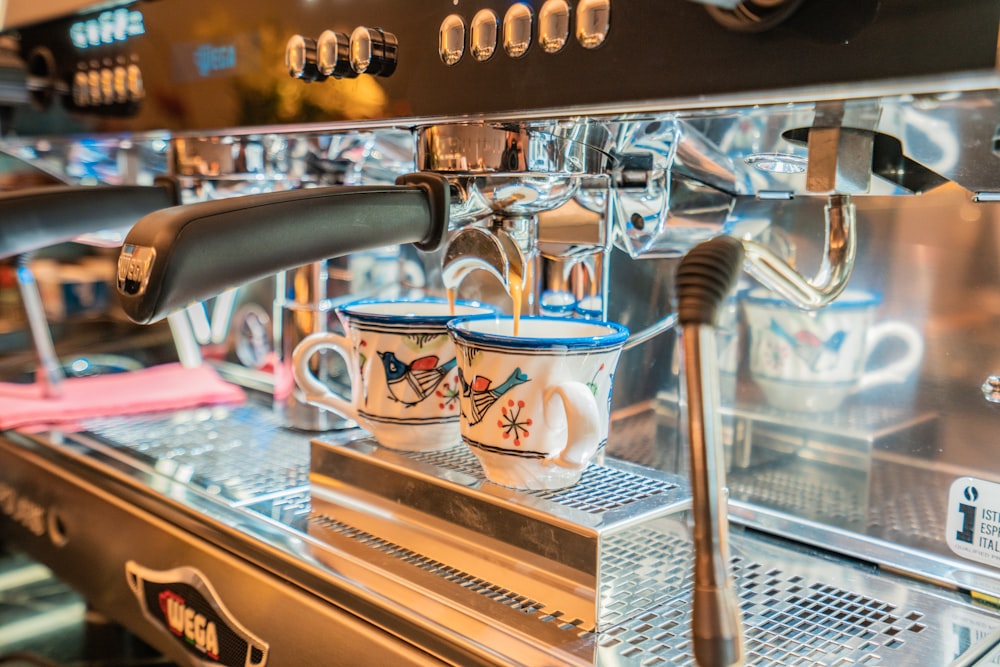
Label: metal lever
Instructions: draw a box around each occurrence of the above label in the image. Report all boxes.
[676,235,746,667]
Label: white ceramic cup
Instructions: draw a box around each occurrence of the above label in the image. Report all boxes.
[743,287,924,412]
[447,315,628,490]
[292,298,494,451]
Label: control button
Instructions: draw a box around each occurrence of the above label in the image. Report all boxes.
[349,26,398,77]
[87,68,101,106]
[99,67,114,104]
[439,14,466,66]
[126,63,144,100]
[113,65,128,103]
[577,0,611,49]
[72,70,89,107]
[285,34,324,81]
[317,30,354,78]
[470,9,499,62]
[503,3,533,58]
[539,0,571,54]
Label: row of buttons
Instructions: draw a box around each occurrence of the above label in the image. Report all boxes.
[286,26,398,82]
[439,0,611,65]
[72,60,144,107]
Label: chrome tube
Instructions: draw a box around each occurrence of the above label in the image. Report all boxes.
[14,259,63,398]
[682,322,744,667]
[741,194,856,309]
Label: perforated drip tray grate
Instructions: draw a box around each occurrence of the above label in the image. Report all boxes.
[49,405,1000,664]
[79,404,315,502]
[308,438,1000,664]
[308,505,1000,665]
[309,437,692,632]
[405,443,683,515]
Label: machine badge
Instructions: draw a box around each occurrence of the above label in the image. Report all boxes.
[947,477,1000,570]
[125,561,268,667]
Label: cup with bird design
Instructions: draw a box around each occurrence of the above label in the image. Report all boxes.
[447,315,628,490]
[293,298,494,451]
[743,287,924,412]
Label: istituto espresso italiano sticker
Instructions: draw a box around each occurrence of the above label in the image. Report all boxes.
[946,477,1000,569]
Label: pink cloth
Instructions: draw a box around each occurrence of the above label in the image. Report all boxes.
[0,363,246,430]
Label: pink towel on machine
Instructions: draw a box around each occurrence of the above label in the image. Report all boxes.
[0,362,246,430]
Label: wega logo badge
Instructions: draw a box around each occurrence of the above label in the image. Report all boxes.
[160,589,220,659]
[126,562,268,667]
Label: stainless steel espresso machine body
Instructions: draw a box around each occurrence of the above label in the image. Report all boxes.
[3,1,1000,665]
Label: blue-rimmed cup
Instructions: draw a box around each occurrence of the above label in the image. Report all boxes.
[447,315,628,490]
[293,298,494,451]
[743,287,924,412]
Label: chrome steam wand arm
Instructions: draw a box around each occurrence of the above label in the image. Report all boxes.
[741,194,856,310]
[676,235,746,667]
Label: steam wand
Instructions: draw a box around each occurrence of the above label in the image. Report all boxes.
[676,235,746,667]
[13,254,63,398]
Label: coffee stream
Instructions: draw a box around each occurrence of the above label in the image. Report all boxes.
[447,261,529,337]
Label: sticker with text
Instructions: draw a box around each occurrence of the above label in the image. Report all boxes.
[947,477,1000,569]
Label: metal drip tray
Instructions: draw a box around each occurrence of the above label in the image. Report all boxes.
[81,404,313,503]
[309,438,691,632]
[3,406,998,664]
[307,437,1000,664]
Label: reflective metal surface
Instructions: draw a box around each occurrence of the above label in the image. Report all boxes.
[0,403,997,664]
[3,1,1000,665]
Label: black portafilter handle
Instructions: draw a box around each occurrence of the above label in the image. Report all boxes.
[676,235,745,326]
[0,178,179,260]
[117,172,450,325]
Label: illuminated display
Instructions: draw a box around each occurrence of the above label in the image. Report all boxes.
[195,44,237,77]
[70,9,145,49]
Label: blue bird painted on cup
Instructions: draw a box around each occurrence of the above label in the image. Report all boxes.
[769,318,846,371]
[378,351,458,407]
[457,367,530,425]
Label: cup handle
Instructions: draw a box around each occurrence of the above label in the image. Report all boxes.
[543,381,601,470]
[291,332,359,421]
[854,320,925,393]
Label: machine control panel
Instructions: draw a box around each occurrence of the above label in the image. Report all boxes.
[286,26,397,82]
[4,0,998,135]
[437,0,606,66]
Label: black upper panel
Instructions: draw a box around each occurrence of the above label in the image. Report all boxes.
[6,0,1000,136]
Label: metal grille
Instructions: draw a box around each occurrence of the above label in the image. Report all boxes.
[310,505,938,665]
[82,404,310,501]
[867,461,949,551]
[729,467,868,527]
[406,445,678,514]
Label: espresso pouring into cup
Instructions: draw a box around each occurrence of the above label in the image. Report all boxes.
[447,314,628,490]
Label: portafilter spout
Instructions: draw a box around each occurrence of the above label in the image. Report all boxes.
[419,122,612,311]
[441,224,525,299]
[117,173,450,325]
[676,235,746,667]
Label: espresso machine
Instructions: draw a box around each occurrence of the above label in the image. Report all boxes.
[3,1,1000,665]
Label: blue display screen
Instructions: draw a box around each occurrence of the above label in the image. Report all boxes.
[69,8,145,49]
